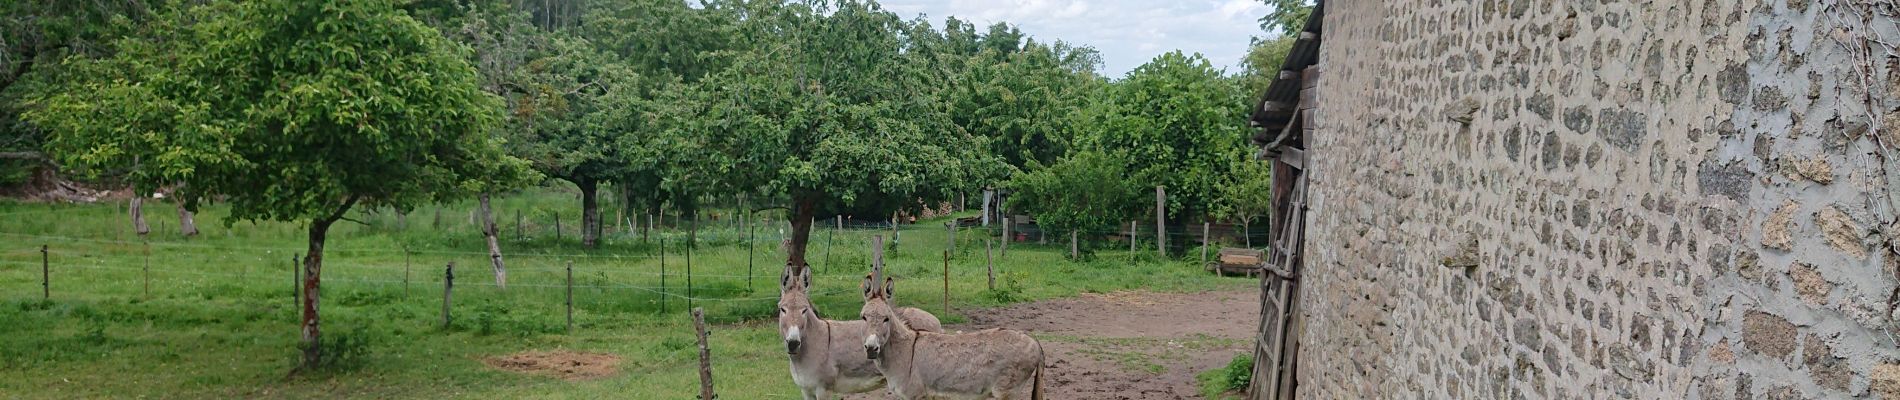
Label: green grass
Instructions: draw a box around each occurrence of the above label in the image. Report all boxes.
[0,187,1247,398]
[1196,354,1254,400]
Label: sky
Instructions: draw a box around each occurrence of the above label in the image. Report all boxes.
[880,0,1272,78]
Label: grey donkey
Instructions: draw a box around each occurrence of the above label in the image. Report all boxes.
[778,263,942,399]
[860,271,1044,399]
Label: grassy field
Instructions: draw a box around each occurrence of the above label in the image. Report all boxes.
[0,187,1248,399]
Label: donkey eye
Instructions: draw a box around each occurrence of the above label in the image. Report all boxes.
[778,307,786,315]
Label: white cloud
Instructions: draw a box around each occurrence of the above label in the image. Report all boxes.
[882,0,1268,77]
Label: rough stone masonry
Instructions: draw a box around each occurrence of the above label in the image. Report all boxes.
[1293,0,1899,398]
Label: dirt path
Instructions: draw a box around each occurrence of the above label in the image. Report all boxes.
[844,289,1259,399]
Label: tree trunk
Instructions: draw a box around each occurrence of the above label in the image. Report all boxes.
[479,194,507,289]
[1243,219,1251,248]
[177,204,199,237]
[300,218,334,369]
[580,178,600,248]
[786,196,817,268]
[131,197,150,236]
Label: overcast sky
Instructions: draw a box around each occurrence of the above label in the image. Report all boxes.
[880,0,1272,78]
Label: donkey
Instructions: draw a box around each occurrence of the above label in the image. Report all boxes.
[860,273,1044,400]
[778,264,942,400]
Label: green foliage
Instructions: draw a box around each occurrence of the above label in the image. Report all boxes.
[27,0,533,219]
[1006,150,1142,252]
[1238,35,1297,97]
[302,327,374,371]
[1086,51,1250,221]
[1216,158,1274,228]
[1197,354,1254,399]
[1257,0,1315,37]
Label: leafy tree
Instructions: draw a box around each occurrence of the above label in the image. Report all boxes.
[512,34,641,248]
[1086,51,1249,224]
[1215,158,1274,248]
[26,0,533,369]
[1257,0,1315,37]
[1237,35,1296,97]
[0,1,169,187]
[699,0,1001,268]
[1005,150,1142,256]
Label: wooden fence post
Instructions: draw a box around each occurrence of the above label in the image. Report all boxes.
[293,254,302,306]
[1071,230,1079,260]
[1000,217,1009,257]
[566,261,574,333]
[985,239,995,291]
[515,209,522,240]
[747,218,756,292]
[942,250,950,314]
[442,262,454,329]
[687,227,695,310]
[403,248,411,296]
[693,307,715,400]
[660,237,668,313]
[1202,222,1211,264]
[554,212,562,241]
[142,240,150,297]
[1156,186,1166,258]
[40,244,48,300]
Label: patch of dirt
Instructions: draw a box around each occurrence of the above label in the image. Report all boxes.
[483,350,621,381]
[845,289,1259,399]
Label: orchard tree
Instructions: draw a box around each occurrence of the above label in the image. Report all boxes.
[1088,51,1250,222]
[1005,150,1143,256]
[702,0,1001,268]
[512,34,641,248]
[27,0,532,369]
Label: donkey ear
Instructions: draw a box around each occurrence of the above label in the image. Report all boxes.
[882,277,896,301]
[800,266,813,289]
[780,263,799,291]
[861,273,876,300]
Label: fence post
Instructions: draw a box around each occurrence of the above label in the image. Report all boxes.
[1000,217,1009,257]
[515,209,523,240]
[661,237,668,314]
[566,261,574,333]
[139,239,151,297]
[1202,222,1211,264]
[433,209,441,230]
[693,307,716,400]
[946,223,956,255]
[747,218,757,292]
[554,212,562,242]
[442,262,454,329]
[985,239,995,291]
[41,244,48,300]
[695,224,703,309]
[824,216,835,273]
[1156,186,1166,258]
[1071,230,1079,260]
[942,250,950,314]
[293,254,302,306]
[403,248,411,296]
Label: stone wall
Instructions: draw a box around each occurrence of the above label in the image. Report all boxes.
[1296,0,1899,398]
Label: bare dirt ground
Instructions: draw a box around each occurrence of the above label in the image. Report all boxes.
[483,350,622,381]
[845,289,1259,399]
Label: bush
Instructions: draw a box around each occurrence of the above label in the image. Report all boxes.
[1196,354,1253,399]
[301,327,374,371]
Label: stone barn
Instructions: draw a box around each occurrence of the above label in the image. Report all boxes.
[1248,0,1899,398]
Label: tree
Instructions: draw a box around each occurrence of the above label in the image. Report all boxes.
[0,1,167,190]
[1237,35,1296,97]
[26,0,533,369]
[1257,0,1315,37]
[699,0,1001,268]
[512,34,641,248]
[1216,158,1274,248]
[1005,150,1142,256]
[1087,51,1250,223]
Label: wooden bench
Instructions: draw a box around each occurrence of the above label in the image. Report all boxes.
[1206,248,1264,277]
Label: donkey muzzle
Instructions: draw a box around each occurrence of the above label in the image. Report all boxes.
[785,339,802,355]
[864,344,881,360]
